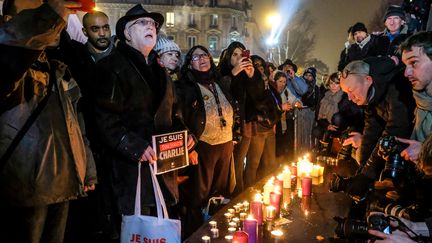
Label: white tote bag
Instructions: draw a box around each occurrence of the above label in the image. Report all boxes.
[121,163,181,243]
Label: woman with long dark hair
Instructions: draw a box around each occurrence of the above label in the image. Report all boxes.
[216,41,258,195]
[176,45,237,237]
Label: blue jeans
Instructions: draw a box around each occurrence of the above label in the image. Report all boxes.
[0,201,69,243]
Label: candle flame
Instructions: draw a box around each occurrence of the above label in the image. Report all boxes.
[271,229,284,237]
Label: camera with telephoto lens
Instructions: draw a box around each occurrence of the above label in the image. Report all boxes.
[377,136,411,182]
[336,128,354,162]
[329,173,374,203]
[368,201,423,222]
[333,214,391,239]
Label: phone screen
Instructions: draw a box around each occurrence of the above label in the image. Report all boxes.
[242,50,250,59]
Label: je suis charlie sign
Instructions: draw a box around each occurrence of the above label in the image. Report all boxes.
[152,130,189,175]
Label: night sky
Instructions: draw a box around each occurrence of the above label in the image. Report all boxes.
[250,0,381,73]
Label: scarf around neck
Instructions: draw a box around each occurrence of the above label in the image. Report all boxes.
[412,90,432,142]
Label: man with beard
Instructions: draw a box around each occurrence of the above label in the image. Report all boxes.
[338,22,389,70]
[59,11,114,98]
[56,11,117,242]
[92,4,195,235]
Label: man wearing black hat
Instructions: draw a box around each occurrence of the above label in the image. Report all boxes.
[92,3,195,228]
[338,22,389,70]
[380,5,411,56]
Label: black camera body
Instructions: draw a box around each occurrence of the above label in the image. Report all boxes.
[334,214,391,239]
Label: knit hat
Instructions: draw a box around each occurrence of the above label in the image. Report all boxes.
[383,5,406,21]
[303,67,317,79]
[155,35,181,55]
[351,22,368,35]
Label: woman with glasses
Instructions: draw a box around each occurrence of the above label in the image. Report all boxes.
[175,45,237,237]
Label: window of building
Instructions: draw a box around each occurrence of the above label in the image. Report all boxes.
[187,36,197,49]
[208,36,218,51]
[188,13,196,26]
[166,12,175,27]
[232,15,237,28]
[210,14,218,27]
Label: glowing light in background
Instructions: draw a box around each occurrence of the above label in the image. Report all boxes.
[266,0,301,46]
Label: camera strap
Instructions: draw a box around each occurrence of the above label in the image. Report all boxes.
[208,83,227,129]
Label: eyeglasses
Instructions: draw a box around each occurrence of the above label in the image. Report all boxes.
[129,18,159,29]
[338,70,368,79]
[191,53,210,62]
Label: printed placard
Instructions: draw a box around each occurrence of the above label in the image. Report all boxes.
[152,130,189,175]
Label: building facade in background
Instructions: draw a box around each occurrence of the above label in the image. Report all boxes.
[95,0,265,61]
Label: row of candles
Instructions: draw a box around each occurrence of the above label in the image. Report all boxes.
[201,155,324,243]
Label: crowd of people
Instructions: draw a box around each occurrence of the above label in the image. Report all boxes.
[0,0,432,242]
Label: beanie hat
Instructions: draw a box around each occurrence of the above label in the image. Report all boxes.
[303,67,317,79]
[154,35,181,55]
[351,22,368,35]
[383,5,406,21]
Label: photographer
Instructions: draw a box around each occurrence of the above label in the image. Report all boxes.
[340,57,415,180]
[368,134,432,242]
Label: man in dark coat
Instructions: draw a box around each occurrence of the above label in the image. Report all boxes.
[92,4,194,224]
[380,5,411,56]
[340,57,415,179]
[0,0,97,242]
[338,22,389,70]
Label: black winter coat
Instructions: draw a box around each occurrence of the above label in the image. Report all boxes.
[93,42,185,214]
[175,70,238,140]
[359,58,415,179]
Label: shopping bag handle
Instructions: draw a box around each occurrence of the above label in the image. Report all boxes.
[134,163,169,219]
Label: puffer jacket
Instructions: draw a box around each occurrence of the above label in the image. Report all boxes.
[0,4,97,207]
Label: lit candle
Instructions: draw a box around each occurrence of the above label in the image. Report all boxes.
[275,175,284,189]
[282,167,291,188]
[228,227,237,234]
[250,194,263,225]
[265,205,276,221]
[225,235,233,242]
[301,175,312,196]
[243,201,249,212]
[269,191,281,215]
[225,212,233,222]
[201,235,211,243]
[234,205,241,213]
[239,212,247,221]
[243,215,257,243]
[228,208,235,214]
[229,222,237,228]
[311,165,320,177]
[271,229,284,243]
[263,181,274,205]
[232,230,248,243]
[232,217,240,226]
[209,220,217,229]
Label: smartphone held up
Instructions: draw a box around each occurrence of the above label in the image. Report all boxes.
[241,49,250,59]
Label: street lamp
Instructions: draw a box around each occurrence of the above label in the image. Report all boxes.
[266,13,281,63]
